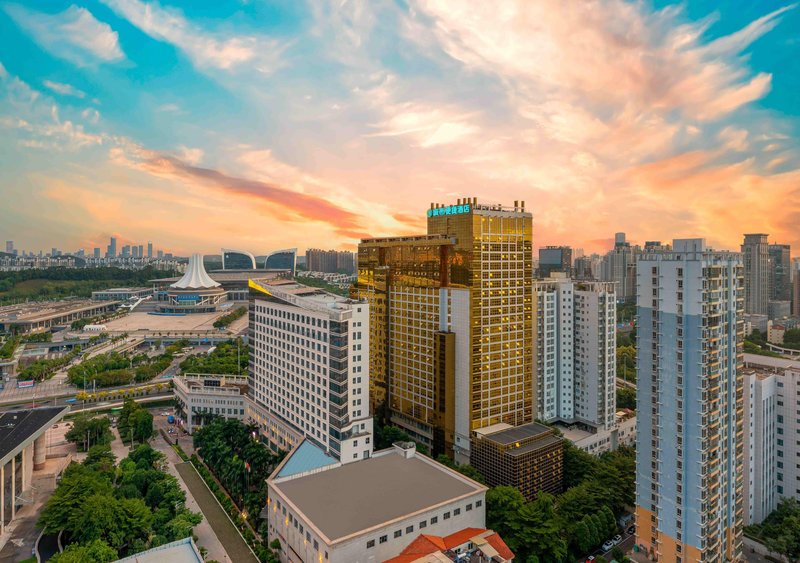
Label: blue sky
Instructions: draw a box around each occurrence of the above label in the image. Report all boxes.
[1,0,798,255]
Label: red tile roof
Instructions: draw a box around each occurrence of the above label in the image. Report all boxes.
[384,527,515,562]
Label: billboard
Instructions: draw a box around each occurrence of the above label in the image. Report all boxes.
[17,380,35,388]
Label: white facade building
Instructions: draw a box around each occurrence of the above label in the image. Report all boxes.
[267,441,487,563]
[247,279,373,463]
[173,374,248,433]
[742,353,800,524]
[533,274,617,431]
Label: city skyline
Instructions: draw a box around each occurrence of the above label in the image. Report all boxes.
[1,1,799,255]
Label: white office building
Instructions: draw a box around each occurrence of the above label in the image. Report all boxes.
[247,279,373,463]
[742,353,800,525]
[266,440,487,563]
[173,374,248,433]
[533,274,617,431]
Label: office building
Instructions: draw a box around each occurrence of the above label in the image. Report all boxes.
[264,248,297,274]
[470,422,563,500]
[740,354,800,525]
[574,253,602,280]
[247,278,373,462]
[221,248,256,270]
[138,244,144,258]
[132,245,139,258]
[355,199,533,462]
[147,241,153,258]
[266,440,487,563]
[600,233,636,301]
[157,249,164,259]
[533,274,617,430]
[107,236,117,258]
[93,248,101,258]
[767,300,791,321]
[4,241,12,254]
[635,239,744,563]
[173,374,248,433]
[769,244,791,302]
[742,234,770,315]
[538,246,572,278]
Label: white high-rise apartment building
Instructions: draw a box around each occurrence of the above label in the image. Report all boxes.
[533,274,617,431]
[635,239,744,563]
[742,353,800,525]
[247,279,373,463]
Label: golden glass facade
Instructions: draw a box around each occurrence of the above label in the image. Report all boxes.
[353,200,533,459]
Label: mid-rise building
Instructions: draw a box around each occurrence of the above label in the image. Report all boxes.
[4,241,12,254]
[266,440,487,563]
[538,246,572,278]
[354,199,533,463]
[635,239,744,563]
[533,274,616,431]
[742,234,770,315]
[247,279,373,463]
[173,374,248,433]
[470,422,563,500]
[221,248,257,270]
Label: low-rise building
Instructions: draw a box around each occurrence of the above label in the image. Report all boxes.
[0,300,119,334]
[385,527,514,562]
[266,441,487,563]
[555,410,637,455]
[173,374,248,433]
[470,422,563,500]
[91,287,153,301]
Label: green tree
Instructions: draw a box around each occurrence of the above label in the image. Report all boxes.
[515,493,568,562]
[131,409,154,443]
[65,415,113,452]
[574,520,592,554]
[616,387,636,410]
[486,486,526,547]
[562,442,597,488]
[49,539,118,563]
[39,465,113,535]
[84,445,117,480]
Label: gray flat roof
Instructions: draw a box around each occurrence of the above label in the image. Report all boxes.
[479,422,553,446]
[506,434,563,457]
[273,451,484,541]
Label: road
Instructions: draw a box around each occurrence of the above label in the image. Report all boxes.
[577,527,636,563]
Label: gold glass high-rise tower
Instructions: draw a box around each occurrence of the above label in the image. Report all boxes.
[354,199,533,462]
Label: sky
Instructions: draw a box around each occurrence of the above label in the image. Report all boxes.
[0,0,799,256]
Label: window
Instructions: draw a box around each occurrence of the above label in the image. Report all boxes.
[394,530,402,538]
[420,520,427,529]
[443,512,451,520]
[431,516,438,524]
[379,535,387,544]
[476,500,482,508]
[466,503,472,511]
[454,508,461,516]
[367,540,375,549]
[314,540,319,550]
[406,525,414,534]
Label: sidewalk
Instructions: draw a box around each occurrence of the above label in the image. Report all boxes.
[152,427,231,562]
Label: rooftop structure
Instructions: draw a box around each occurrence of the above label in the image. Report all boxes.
[173,374,248,433]
[385,527,514,563]
[267,441,487,562]
[114,537,203,563]
[171,254,220,289]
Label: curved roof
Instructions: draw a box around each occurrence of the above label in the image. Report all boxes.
[221,248,256,270]
[171,254,221,289]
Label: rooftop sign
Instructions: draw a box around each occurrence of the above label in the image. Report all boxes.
[427,204,470,218]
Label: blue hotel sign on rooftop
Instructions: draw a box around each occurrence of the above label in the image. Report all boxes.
[427,204,471,218]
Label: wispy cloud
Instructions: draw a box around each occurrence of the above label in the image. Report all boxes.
[4,4,125,67]
[42,80,86,98]
[101,0,284,73]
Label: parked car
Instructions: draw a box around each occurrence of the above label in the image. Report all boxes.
[613,534,622,545]
[627,526,635,536]
[602,540,615,552]
[585,557,595,562]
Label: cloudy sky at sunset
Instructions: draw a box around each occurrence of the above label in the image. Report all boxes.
[1,0,798,256]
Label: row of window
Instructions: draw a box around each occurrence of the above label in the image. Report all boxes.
[365,500,484,549]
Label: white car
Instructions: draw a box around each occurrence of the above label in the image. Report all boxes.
[612,534,622,545]
[601,540,614,552]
